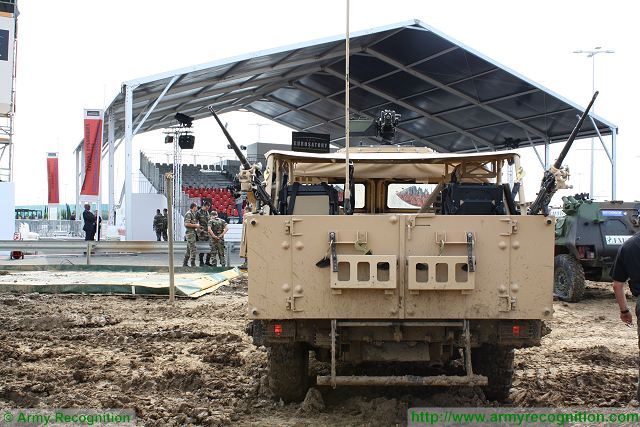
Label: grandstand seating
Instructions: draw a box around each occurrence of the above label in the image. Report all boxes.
[140,153,243,217]
[153,161,239,189]
[182,186,240,215]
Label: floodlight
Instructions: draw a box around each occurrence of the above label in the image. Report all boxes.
[179,134,195,149]
[175,112,194,127]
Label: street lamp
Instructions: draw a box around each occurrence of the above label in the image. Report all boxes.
[573,47,614,199]
[249,122,270,142]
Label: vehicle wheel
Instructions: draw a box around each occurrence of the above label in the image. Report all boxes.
[554,254,585,302]
[471,344,514,402]
[267,343,309,402]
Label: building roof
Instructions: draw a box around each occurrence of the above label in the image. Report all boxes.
[101,19,616,154]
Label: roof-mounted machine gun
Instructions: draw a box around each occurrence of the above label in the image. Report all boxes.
[528,91,599,216]
[208,106,278,215]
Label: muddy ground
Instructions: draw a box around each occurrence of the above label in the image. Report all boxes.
[0,277,638,426]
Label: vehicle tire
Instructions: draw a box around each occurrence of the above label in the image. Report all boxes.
[554,254,585,302]
[471,344,514,402]
[267,343,309,402]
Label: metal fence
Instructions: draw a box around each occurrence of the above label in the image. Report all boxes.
[15,220,85,238]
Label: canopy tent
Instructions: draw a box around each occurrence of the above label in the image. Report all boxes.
[105,19,616,151]
[75,19,617,240]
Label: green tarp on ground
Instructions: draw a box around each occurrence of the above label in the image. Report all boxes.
[0,268,240,298]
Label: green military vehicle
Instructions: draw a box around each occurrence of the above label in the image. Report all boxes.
[554,194,640,302]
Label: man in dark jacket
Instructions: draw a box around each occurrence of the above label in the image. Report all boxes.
[82,204,96,241]
[610,232,640,400]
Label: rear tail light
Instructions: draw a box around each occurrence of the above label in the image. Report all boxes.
[273,324,283,336]
[577,246,595,259]
[498,321,535,341]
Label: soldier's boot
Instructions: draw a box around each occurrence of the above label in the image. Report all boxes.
[182,255,189,267]
[190,259,196,267]
[205,254,213,267]
[199,253,205,267]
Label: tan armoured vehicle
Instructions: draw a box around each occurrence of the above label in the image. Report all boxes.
[207,94,597,402]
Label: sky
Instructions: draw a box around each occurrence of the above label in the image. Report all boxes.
[10,0,640,206]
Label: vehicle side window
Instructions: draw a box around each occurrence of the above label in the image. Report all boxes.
[334,183,366,209]
[387,183,437,209]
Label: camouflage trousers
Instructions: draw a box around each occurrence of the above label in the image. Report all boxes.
[197,231,209,245]
[184,232,197,262]
[209,238,225,266]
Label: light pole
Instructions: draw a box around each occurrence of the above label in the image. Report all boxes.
[573,47,614,199]
[249,123,270,142]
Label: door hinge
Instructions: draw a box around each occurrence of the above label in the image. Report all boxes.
[498,295,517,312]
[284,218,303,236]
[286,295,304,312]
[499,218,519,236]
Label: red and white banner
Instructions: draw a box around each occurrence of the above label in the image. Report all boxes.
[80,109,103,200]
[46,152,59,204]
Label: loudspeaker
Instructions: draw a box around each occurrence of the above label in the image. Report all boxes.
[178,134,195,149]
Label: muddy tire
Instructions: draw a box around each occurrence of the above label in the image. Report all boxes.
[267,343,309,402]
[472,344,514,402]
[554,254,585,302]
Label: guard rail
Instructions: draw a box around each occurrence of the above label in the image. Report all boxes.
[0,240,238,267]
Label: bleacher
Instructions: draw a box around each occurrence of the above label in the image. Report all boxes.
[183,186,240,217]
[152,161,240,189]
[139,152,245,218]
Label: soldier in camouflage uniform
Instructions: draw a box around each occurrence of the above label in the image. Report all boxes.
[183,203,200,267]
[161,208,169,241]
[207,210,228,267]
[153,209,164,241]
[195,201,211,266]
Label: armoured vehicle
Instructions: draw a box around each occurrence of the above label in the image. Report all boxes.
[207,93,596,403]
[554,194,640,302]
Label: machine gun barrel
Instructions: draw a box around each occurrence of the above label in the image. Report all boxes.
[528,91,599,216]
[553,91,599,169]
[207,106,278,214]
[208,106,252,171]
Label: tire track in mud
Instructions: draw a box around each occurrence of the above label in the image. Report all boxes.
[511,282,639,408]
[1,278,639,426]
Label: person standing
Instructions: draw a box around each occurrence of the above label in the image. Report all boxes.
[153,209,164,241]
[195,201,211,266]
[234,190,244,223]
[207,209,228,267]
[82,204,96,241]
[182,203,200,267]
[95,210,102,241]
[162,208,169,241]
[610,232,640,400]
